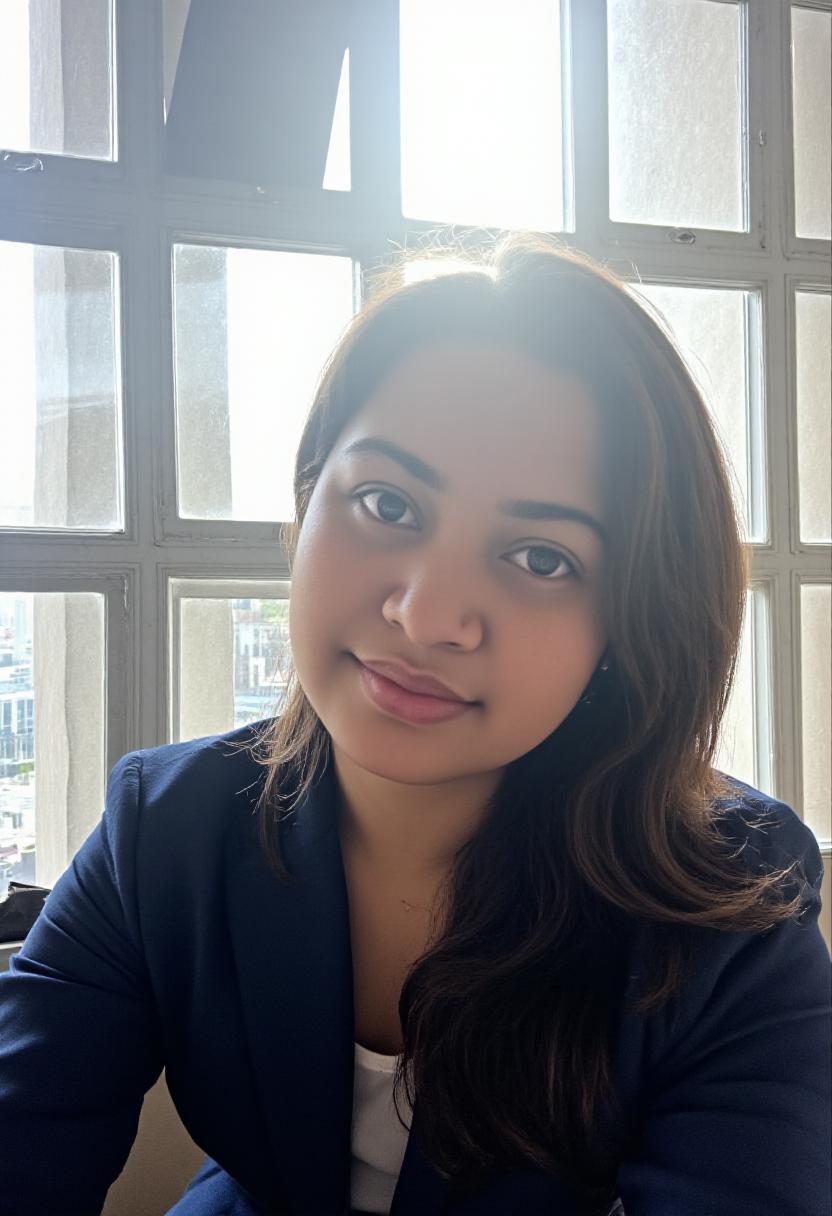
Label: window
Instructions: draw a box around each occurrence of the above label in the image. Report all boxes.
[607,0,745,231]
[171,244,355,522]
[170,579,291,742]
[0,239,123,530]
[0,1,116,163]
[399,0,568,231]
[0,1,829,904]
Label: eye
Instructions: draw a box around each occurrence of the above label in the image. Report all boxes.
[354,487,419,529]
[504,544,578,582]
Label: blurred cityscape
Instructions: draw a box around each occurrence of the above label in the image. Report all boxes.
[0,595,290,902]
[228,597,291,727]
[0,596,35,900]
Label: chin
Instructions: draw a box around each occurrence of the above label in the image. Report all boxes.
[333,730,485,787]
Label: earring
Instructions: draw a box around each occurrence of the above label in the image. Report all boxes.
[579,657,610,707]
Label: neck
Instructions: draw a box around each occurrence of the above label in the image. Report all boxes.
[332,743,502,887]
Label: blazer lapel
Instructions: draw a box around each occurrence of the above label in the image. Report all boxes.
[226,759,357,1214]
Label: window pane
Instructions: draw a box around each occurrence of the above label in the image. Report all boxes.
[630,283,762,542]
[608,0,744,230]
[800,583,831,845]
[715,587,772,795]
[400,0,565,231]
[173,582,291,742]
[796,291,832,543]
[792,6,832,240]
[0,0,114,161]
[0,241,123,530]
[173,245,355,522]
[0,593,105,901]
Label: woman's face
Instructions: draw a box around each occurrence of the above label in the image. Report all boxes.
[289,340,608,787]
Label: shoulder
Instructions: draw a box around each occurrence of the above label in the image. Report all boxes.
[614,776,830,1114]
[620,773,827,1046]
[612,779,831,1213]
[708,770,824,898]
[104,720,272,846]
[113,719,269,792]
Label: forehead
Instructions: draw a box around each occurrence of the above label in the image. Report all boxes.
[336,340,604,515]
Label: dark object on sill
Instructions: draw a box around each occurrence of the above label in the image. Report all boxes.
[0,881,51,944]
[164,0,349,188]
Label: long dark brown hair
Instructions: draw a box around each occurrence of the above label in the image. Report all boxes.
[247,234,808,1211]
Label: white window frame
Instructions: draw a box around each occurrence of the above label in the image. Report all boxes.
[0,0,829,899]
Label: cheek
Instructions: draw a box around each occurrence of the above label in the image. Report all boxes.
[288,501,370,656]
[502,606,602,719]
[289,515,332,660]
[291,499,347,603]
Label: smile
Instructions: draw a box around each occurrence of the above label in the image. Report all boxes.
[355,658,477,725]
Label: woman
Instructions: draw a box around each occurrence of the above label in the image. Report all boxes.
[0,235,829,1216]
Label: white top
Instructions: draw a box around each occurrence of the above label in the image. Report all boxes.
[350,1041,413,1215]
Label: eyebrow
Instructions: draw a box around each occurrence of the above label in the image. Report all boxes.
[342,436,607,544]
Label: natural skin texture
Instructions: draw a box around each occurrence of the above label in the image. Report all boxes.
[290,339,607,870]
[288,340,609,1051]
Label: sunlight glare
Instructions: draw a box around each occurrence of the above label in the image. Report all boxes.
[399,0,564,231]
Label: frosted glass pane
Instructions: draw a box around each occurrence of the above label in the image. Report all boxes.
[715,588,770,794]
[0,593,105,900]
[174,584,291,742]
[796,292,832,543]
[0,0,114,161]
[800,584,831,844]
[792,6,832,240]
[173,246,355,521]
[0,241,123,530]
[631,283,759,541]
[400,0,564,231]
[608,0,744,230]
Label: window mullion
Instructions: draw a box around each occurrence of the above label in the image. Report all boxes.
[759,0,790,256]
[744,0,768,247]
[568,0,609,245]
[764,270,796,805]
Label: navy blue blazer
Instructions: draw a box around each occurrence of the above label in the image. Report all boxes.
[0,724,830,1216]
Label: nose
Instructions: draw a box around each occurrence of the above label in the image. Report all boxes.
[381,561,485,651]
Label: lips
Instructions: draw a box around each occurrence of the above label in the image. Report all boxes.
[356,660,476,726]
[357,658,471,703]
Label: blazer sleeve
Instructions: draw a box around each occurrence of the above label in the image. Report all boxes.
[617,816,831,1216]
[0,752,165,1216]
